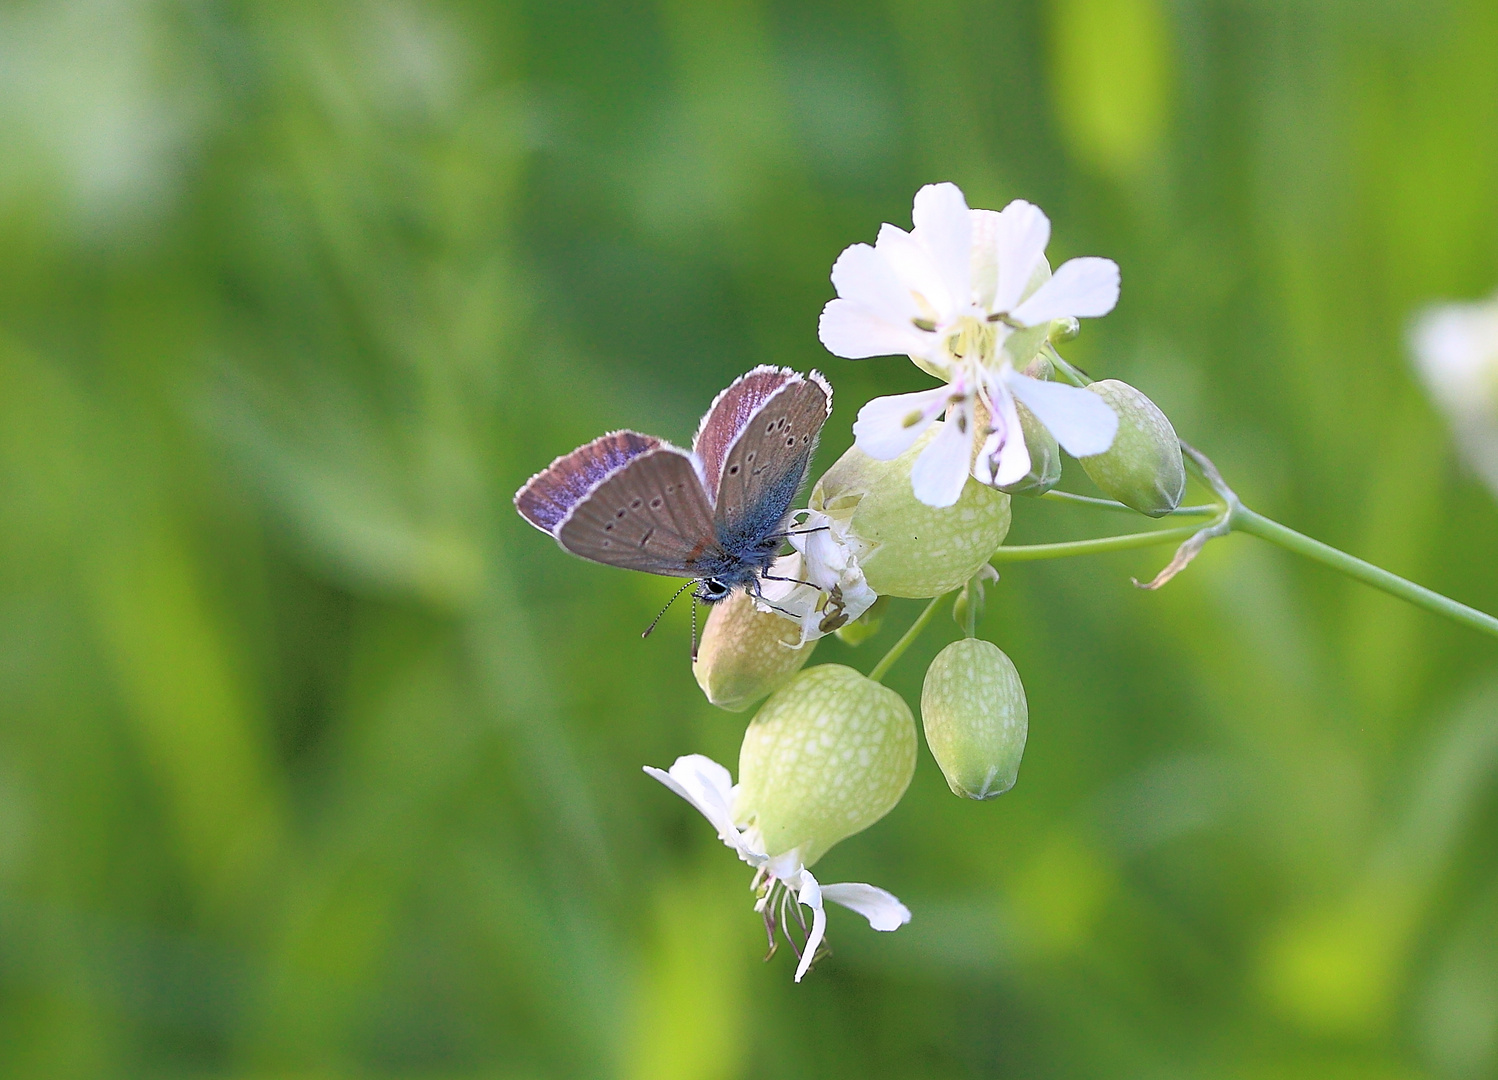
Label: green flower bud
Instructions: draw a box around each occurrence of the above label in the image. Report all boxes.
[1049,317,1081,344]
[921,639,1028,800]
[734,664,917,866]
[1079,380,1186,518]
[811,429,1011,599]
[693,591,815,712]
[835,594,888,647]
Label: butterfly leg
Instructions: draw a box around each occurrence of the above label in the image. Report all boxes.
[761,572,821,589]
[766,525,831,541]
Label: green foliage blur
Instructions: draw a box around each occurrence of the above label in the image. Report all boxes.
[3,0,1498,1076]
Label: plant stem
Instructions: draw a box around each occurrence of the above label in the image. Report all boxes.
[869,593,949,683]
[989,524,1206,563]
[1231,507,1498,641]
[1039,489,1219,517]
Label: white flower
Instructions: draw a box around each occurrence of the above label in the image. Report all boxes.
[1410,293,1498,498]
[644,754,911,982]
[819,182,1121,507]
[755,509,878,645]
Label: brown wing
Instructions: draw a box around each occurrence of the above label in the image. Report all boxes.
[713,371,832,543]
[692,366,801,504]
[515,430,662,534]
[555,446,722,576]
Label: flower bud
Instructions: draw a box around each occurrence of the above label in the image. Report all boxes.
[921,639,1028,800]
[1079,380,1185,517]
[811,429,1011,599]
[1049,317,1081,344]
[693,590,815,712]
[734,664,917,867]
[835,594,888,647]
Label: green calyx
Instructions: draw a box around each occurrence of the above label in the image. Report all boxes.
[1001,401,1062,496]
[734,664,917,867]
[811,428,1012,599]
[693,591,815,712]
[1079,380,1186,517]
[921,639,1028,800]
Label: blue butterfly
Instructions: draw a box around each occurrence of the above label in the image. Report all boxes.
[515,367,832,613]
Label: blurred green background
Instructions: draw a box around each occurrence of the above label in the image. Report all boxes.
[3,0,1498,1076]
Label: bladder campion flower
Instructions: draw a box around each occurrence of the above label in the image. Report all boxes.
[693,591,818,711]
[645,665,915,981]
[922,638,1029,799]
[1078,380,1186,517]
[818,182,1120,507]
[809,426,1011,597]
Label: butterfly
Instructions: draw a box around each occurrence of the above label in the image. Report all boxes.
[514,366,832,621]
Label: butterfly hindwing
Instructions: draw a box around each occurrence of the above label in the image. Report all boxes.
[553,446,722,576]
[692,366,802,505]
[712,371,832,547]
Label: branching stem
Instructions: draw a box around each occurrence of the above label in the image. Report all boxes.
[989,524,1205,563]
[869,593,949,683]
[1039,490,1218,518]
[1230,506,1498,640]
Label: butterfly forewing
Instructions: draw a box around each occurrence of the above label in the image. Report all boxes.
[554,447,722,576]
[515,430,662,533]
[712,372,832,545]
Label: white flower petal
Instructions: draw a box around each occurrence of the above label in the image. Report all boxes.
[992,200,1051,314]
[875,222,950,316]
[794,869,827,983]
[644,755,765,863]
[909,415,973,508]
[831,243,920,323]
[911,183,973,317]
[818,299,931,360]
[1011,257,1120,325]
[821,882,912,931]
[989,389,1033,488]
[1003,369,1119,457]
[969,208,1002,310]
[852,386,948,461]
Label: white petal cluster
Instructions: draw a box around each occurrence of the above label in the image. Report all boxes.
[644,754,910,983]
[819,182,1121,507]
[1411,294,1498,498]
[756,510,878,645]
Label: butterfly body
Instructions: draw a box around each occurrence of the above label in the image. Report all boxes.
[515,367,832,604]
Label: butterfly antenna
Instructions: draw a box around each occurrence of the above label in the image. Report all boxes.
[762,572,820,589]
[643,579,697,641]
[691,597,699,662]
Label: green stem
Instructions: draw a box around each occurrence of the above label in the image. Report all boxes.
[989,524,1205,563]
[1231,507,1498,641]
[869,593,949,683]
[1039,489,1220,518]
